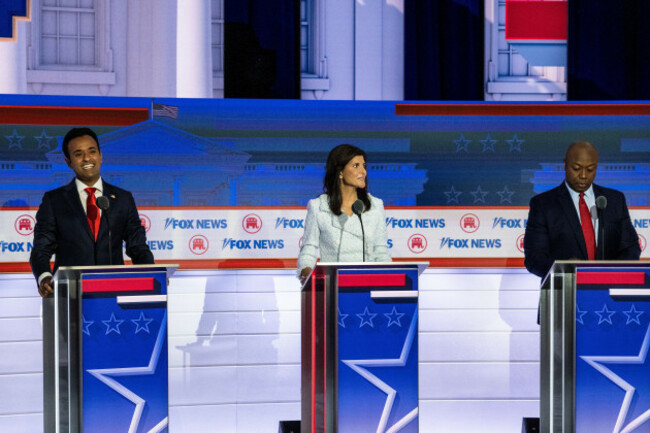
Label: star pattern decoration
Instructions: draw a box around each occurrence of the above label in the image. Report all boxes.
[103,313,125,335]
[132,312,155,334]
[342,311,419,433]
[480,133,497,152]
[384,307,406,328]
[580,324,650,433]
[5,129,25,150]
[470,185,489,203]
[576,305,588,325]
[357,307,377,328]
[82,315,95,336]
[87,312,169,433]
[596,304,617,325]
[507,134,524,152]
[34,129,53,150]
[624,305,644,325]
[338,307,349,328]
[453,134,470,153]
[444,186,462,204]
[496,186,515,204]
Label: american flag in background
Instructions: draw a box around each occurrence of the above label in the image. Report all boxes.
[152,103,179,119]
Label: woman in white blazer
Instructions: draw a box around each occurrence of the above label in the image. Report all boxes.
[298,144,391,282]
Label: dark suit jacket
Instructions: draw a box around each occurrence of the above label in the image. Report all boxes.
[524,182,640,278]
[30,179,154,280]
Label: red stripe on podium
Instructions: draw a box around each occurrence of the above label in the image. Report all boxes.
[338,273,406,287]
[505,0,567,41]
[82,277,155,293]
[577,272,646,285]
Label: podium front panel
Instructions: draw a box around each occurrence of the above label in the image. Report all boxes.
[574,267,650,433]
[80,270,169,433]
[337,267,419,433]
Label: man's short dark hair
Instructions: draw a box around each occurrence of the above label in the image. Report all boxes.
[62,127,100,159]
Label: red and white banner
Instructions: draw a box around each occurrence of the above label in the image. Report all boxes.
[2,207,649,270]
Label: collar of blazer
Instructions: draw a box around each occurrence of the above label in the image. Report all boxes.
[318,194,368,239]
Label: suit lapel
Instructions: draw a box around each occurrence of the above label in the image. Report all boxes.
[64,179,95,242]
[320,195,363,239]
[556,183,588,259]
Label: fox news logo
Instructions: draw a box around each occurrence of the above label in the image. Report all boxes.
[0,241,32,253]
[386,217,445,229]
[14,215,35,236]
[634,219,650,229]
[440,237,502,249]
[164,218,227,230]
[492,217,526,229]
[147,240,174,251]
[407,234,428,253]
[242,214,262,234]
[222,238,285,250]
[460,214,480,233]
[275,217,304,229]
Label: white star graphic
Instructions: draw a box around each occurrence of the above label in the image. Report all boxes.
[34,129,53,150]
[506,134,524,152]
[132,312,155,334]
[87,312,168,433]
[444,186,462,204]
[480,133,497,152]
[342,311,419,433]
[496,186,515,204]
[624,305,644,326]
[596,304,617,325]
[357,307,377,328]
[103,313,125,335]
[453,134,470,153]
[385,307,406,328]
[470,185,489,203]
[581,324,650,433]
[5,129,24,149]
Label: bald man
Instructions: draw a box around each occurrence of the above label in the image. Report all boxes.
[524,141,640,279]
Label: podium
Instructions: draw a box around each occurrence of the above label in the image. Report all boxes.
[540,261,650,433]
[43,264,176,433]
[301,262,427,433]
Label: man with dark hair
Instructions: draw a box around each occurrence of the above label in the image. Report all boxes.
[30,127,154,297]
[524,141,640,279]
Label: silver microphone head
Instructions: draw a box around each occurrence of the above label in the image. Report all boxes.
[596,195,607,210]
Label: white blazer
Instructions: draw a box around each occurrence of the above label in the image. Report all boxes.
[297,193,391,274]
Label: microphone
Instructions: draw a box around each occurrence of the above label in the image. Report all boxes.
[596,196,607,260]
[352,200,366,262]
[96,195,112,265]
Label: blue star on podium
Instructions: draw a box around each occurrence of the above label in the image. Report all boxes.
[576,305,588,325]
[87,312,168,433]
[82,315,95,336]
[624,305,644,325]
[102,313,124,335]
[342,311,419,432]
[338,307,349,328]
[357,307,377,328]
[385,307,406,328]
[581,324,650,433]
[132,312,154,334]
[596,304,616,325]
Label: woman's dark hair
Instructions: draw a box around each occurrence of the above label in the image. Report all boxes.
[62,127,100,159]
[323,144,371,215]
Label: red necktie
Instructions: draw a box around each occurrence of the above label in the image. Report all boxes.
[85,187,100,241]
[579,192,596,260]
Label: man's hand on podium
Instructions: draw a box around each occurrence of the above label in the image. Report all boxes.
[300,267,312,285]
[38,276,54,298]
